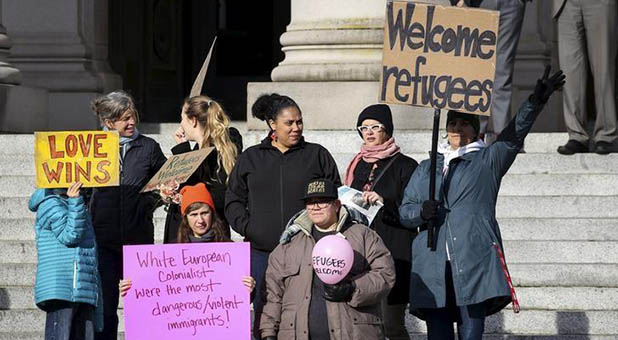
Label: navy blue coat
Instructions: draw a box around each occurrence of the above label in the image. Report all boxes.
[399,100,542,318]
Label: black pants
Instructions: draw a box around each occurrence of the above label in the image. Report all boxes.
[94,247,122,340]
[423,262,487,340]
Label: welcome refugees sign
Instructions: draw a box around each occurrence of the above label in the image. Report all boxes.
[122,242,250,340]
[379,1,500,116]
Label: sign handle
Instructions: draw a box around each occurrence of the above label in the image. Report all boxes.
[427,108,440,251]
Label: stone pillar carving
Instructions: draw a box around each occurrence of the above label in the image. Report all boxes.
[249,0,557,131]
[3,0,121,130]
[0,1,21,85]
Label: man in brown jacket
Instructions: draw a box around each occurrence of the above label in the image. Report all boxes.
[260,179,396,340]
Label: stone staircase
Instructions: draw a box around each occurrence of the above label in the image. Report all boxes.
[1,123,617,339]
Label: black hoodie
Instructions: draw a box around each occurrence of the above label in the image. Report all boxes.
[225,136,341,252]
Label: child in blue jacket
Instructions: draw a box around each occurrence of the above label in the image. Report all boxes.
[29,182,103,340]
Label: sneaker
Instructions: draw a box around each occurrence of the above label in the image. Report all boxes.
[594,141,614,155]
[557,140,588,155]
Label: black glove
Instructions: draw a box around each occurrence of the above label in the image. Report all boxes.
[421,200,440,221]
[323,280,355,302]
[530,65,566,105]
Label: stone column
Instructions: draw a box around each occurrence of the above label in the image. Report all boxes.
[0,0,48,133]
[0,2,21,85]
[247,0,449,131]
[248,0,559,131]
[3,0,121,130]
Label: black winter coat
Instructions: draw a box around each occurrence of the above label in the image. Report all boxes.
[350,152,418,304]
[162,128,242,243]
[90,134,167,251]
[225,136,341,252]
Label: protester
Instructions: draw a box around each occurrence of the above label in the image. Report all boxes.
[260,178,395,340]
[344,104,418,340]
[398,66,565,340]
[162,95,242,243]
[29,182,102,340]
[553,0,617,155]
[120,183,255,296]
[225,93,341,339]
[452,0,531,143]
[89,90,167,340]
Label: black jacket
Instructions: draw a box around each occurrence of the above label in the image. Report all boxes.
[163,128,242,243]
[225,136,341,252]
[90,134,167,251]
[350,152,418,304]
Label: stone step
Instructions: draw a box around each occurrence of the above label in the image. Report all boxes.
[3,263,618,292]
[4,172,618,197]
[510,264,618,288]
[5,195,616,220]
[498,218,618,241]
[5,238,618,266]
[0,130,597,157]
[405,309,618,335]
[3,217,618,242]
[6,148,617,178]
[0,308,616,336]
[3,285,616,312]
[0,334,615,340]
[3,239,617,265]
[0,131,600,156]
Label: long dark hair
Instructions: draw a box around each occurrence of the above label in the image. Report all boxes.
[176,202,229,243]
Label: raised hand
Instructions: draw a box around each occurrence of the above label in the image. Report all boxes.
[531,65,566,105]
[67,182,83,198]
[174,126,187,144]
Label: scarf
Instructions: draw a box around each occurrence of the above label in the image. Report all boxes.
[438,139,486,176]
[103,126,140,160]
[344,137,400,186]
[188,229,216,243]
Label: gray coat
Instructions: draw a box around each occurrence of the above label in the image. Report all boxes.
[399,99,542,318]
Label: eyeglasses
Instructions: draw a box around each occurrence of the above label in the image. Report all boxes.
[357,124,385,133]
[306,200,333,210]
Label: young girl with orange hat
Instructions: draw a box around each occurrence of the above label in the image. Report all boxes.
[119,183,255,295]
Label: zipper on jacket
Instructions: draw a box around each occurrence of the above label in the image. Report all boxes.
[73,260,77,289]
[279,160,285,229]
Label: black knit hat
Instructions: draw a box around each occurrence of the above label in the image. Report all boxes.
[356,104,394,137]
[446,110,480,135]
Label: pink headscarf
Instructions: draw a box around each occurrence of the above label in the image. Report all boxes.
[344,137,400,186]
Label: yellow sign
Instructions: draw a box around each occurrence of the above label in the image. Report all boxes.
[34,131,120,188]
[380,2,500,115]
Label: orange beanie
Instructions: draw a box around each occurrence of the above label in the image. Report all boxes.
[179,183,215,216]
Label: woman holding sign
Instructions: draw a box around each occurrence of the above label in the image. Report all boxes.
[120,183,256,295]
[398,67,565,339]
[344,104,418,340]
[162,95,242,244]
[89,91,167,340]
[225,93,341,338]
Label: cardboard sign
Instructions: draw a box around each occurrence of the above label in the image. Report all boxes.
[379,1,500,116]
[123,242,251,340]
[34,131,119,188]
[141,147,213,193]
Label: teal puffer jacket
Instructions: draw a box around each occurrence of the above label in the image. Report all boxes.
[29,189,102,322]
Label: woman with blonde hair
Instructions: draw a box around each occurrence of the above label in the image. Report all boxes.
[162,95,242,243]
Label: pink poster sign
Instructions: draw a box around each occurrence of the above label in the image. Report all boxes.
[122,242,251,340]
